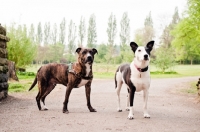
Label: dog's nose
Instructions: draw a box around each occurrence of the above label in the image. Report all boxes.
[87,56,93,61]
[144,54,148,59]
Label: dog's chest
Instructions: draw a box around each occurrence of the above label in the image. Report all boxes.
[77,79,89,88]
[76,63,91,88]
[130,76,150,92]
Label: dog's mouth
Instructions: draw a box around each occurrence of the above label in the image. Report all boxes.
[85,56,93,64]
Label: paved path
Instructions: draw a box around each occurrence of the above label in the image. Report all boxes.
[0,77,200,132]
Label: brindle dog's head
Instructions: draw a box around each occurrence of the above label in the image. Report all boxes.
[76,48,98,65]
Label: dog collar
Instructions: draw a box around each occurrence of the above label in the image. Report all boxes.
[134,64,148,72]
[68,63,93,80]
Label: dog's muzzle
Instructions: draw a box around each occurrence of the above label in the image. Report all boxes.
[144,54,149,61]
[86,56,93,64]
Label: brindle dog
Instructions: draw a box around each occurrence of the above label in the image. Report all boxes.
[29,47,98,113]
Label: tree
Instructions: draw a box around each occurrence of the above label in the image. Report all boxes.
[59,18,66,45]
[87,14,97,48]
[160,7,180,48]
[171,0,200,64]
[29,23,35,43]
[36,22,43,45]
[67,20,76,54]
[78,16,86,47]
[7,24,37,68]
[144,11,153,27]
[106,13,117,64]
[120,12,130,50]
[153,46,176,73]
[44,22,51,46]
[51,23,57,45]
[142,11,155,45]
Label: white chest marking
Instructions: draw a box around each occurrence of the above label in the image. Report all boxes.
[129,62,151,92]
[77,79,89,88]
[85,63,91,77]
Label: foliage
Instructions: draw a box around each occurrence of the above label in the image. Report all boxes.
[51,23,58,45]
[36,22,43,45]
[59,18,66,45]
[7,23,37,68]
[68,20,76,54]
[43,22,51,46]
[171,0,200,64]
[120,12,130,51]
[78,16,86,47]
[106,13,117,64]
[153,46,176,73]
[87,14,97,48]
[134,12,155,46]
[160,7,180,48]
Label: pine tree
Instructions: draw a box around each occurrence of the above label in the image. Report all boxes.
[68,20,76,54]
[87,14,97,48]
[120,12,130,51]
[36,22,43,45]
[44,22,51,46]
[78,16,86,47]
[59,18,66,45]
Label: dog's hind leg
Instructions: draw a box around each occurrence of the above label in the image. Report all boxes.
[41,83,56,111]
[116,81,123,112]
[143,90,150,118]
[36,91,42,110]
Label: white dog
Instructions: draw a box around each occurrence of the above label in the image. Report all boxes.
[115,41,154,119]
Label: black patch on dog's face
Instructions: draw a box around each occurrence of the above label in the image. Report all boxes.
[76,48,98,64]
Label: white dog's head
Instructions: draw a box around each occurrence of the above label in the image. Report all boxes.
[130,41,154,67]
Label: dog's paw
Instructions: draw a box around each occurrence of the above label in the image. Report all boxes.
[90,108,97,112]
[117,108,122,112]
[43,106,48,111]
[144,113,150,118]
[125,108,130,111]
[127,115,134,120]
[63,109,69,114]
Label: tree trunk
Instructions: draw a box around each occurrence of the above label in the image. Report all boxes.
[190,59,193,65]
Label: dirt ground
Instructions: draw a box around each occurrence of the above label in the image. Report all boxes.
[0,76,200,132]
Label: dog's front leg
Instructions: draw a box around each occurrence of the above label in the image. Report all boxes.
[128,86,136,120]
[143,89,150,118]
[63,85,73,114]
[85,81,96,112]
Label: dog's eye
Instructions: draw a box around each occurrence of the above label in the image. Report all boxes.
[89,51,93,54]
[138,50,141,52]
[82,51,87,54]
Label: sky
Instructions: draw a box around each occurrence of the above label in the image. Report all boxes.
[1,0,187,46]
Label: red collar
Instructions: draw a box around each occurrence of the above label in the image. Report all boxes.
[134,63,148,72]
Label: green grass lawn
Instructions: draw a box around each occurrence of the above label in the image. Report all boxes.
[8,64,200,93]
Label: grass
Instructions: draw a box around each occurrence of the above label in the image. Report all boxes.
[8,64,200,93]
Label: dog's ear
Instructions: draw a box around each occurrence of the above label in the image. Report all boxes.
[130,42,138,53]
[92,48,98,55]
[146,41,154,52]
[75,48,82,54]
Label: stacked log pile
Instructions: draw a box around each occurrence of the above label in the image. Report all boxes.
[0,24,10,100]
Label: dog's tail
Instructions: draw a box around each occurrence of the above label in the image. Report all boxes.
[28,67,41,91]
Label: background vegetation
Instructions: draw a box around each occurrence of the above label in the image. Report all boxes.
[5,0,200,94]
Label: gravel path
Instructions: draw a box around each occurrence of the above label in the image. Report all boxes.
[0,76,200,132]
